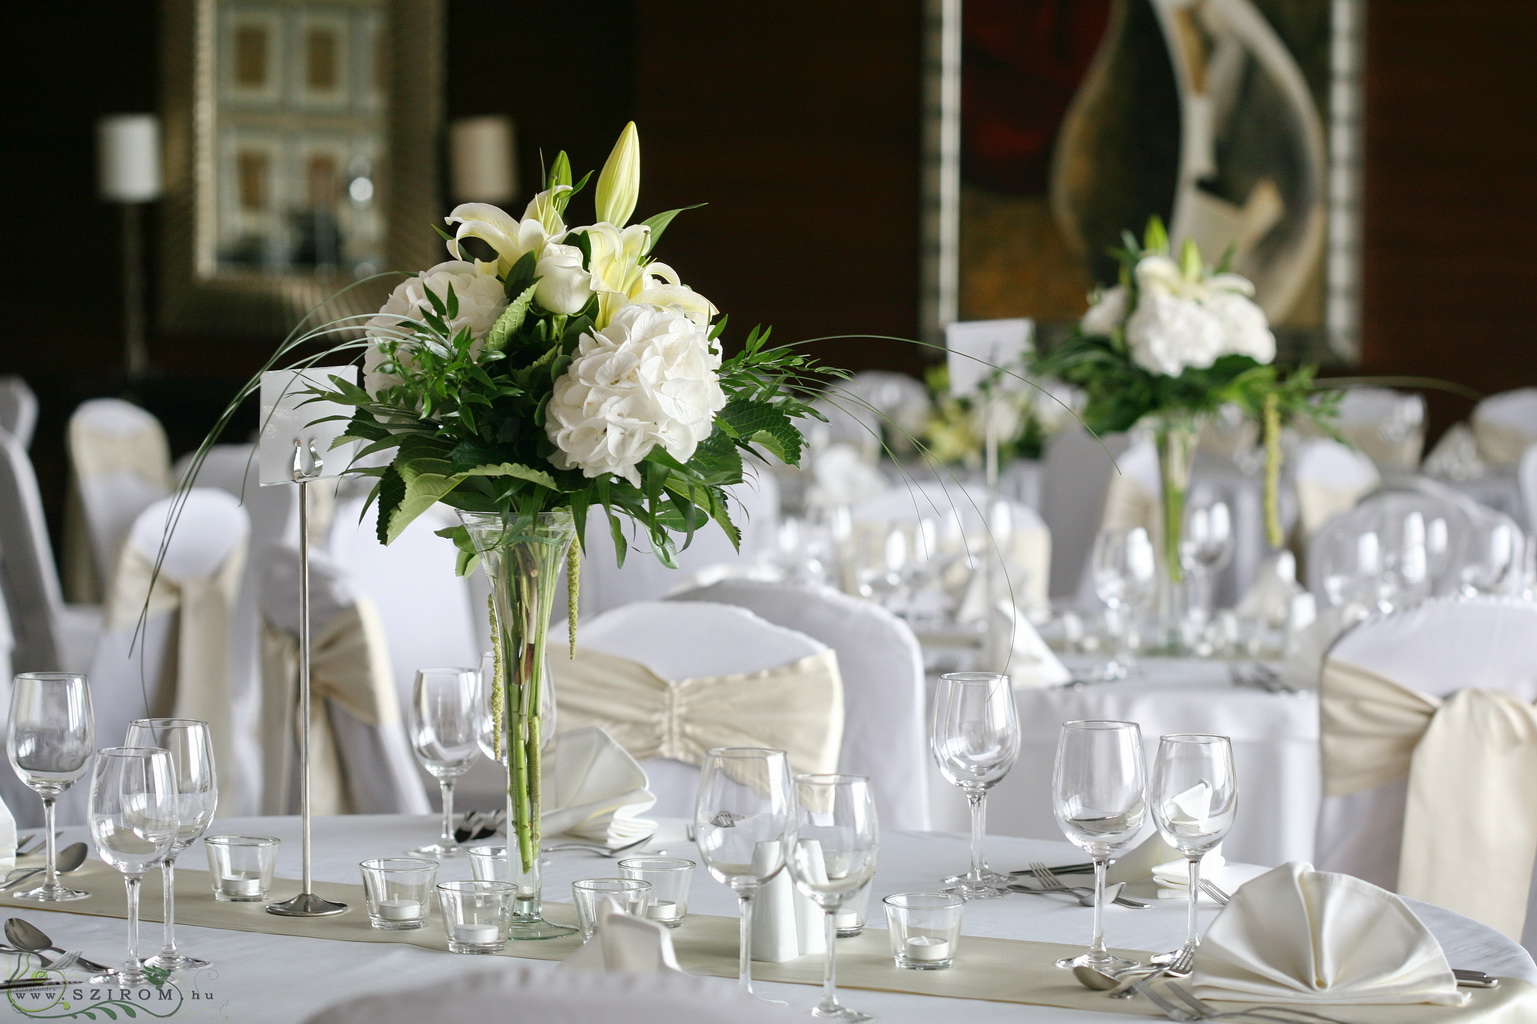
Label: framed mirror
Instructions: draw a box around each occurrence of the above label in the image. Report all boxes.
[160,0,443,338]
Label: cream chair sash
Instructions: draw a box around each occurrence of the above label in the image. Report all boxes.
[105,542,245,813]
[552,647,844,777]
[1472,416,1536,468]
[1321,658,1537,939]
[65,408,174,604]
[1296,478,1377,539]
[1337,423,1424,470]
[260,597,400,816]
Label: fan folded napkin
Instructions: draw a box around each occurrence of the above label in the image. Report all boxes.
[560,900,682,974]
[1193,862,1465,1006]
[541,726,657,845]
[980,601,1071,687]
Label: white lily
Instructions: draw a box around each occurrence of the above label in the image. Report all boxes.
[445,189,569,278]
[595,122,640,228]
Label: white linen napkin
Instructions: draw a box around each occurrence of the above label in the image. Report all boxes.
[542,726,657,845]
[1423,422,1487,481]
[1105,830,1231,901]
[980,601,1071,687]
[749,840,826,962]
[1193,861,1466,1006]
[560,900,682,974]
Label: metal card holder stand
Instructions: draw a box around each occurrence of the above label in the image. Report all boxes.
[266,438,347,918]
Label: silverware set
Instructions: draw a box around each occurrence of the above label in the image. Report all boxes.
[1228,662,1303,696]
[1009,862,1151,909]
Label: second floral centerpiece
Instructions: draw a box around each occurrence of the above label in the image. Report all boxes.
[292,122,827,936]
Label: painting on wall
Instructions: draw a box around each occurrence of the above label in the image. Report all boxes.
[956,0,1351,361]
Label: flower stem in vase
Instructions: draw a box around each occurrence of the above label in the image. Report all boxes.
[1154,417,1199,654]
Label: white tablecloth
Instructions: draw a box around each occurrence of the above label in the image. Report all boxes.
[5,815,1528,1023]
[927,656,1320,867]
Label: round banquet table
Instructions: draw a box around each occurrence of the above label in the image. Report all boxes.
[926,656,1320,867]
[2,815,1530,1023]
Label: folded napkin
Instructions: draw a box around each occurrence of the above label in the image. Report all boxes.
[560,900,682,974]
[980,601,1071,687]
[542,726,657,845]
[1107,830,1231,901]
[1151,850,1229,901]
[1236,551,1303,626]
[1193,861,1465,1006]
[751,839,827,962]
[1107,831,1182,886]
[1423,423,1487,481]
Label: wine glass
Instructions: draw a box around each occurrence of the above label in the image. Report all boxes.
[7,672,94,901]
[1091,527,1156,679]
[931,672,1018,899]
[89,746,179,985]
[787,774,879,1022]
[1052,720,1147,971]
[1178,501,1233,646]
[409,667,482,857]
[125,718,217,970]
[1150,734,1238,968]
[694,747,795,1000]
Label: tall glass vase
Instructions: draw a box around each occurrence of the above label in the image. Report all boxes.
[459,509,576,940]
[1151,414,1200,654]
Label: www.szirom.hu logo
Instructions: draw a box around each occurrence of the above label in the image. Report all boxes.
[4,957,222,1020]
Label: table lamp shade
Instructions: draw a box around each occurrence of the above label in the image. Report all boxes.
[98,114,162,203]
[449,116,516,203]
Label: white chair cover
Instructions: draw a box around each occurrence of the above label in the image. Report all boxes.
[1041,425,1127,599]
[0,377,38,450]
[669,579,931,829]
[258,546,429,815]
[1519,445,1537,538]
[96,490,258,815]
[1315,596,1537,950]
[578,470,781,617]
[1329,388,1427,468]
[0,428,101,677]
[1474,388,1537,466]
[552,601,838,817]
[302,964,798,1024]
[64,398,173,603]
[174,443,299,554]
[1293,437,1381,538]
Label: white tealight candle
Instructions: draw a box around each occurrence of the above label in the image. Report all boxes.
[221,874,261,896]
[453,923,500,945]
[835,907,860,929]
[646,899,681,922]
[377,899,422,921]
[904,936,951,963]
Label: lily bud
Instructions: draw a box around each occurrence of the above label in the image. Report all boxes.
[595,122,640,227]
[1180,237,1203,280]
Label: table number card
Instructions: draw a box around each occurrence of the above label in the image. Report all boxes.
[944,318,1033,398]
[258,367,359,486]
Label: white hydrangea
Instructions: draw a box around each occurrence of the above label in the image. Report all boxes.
[363,260,508,397]
[1119,254,1275,377]
[1126,290,1226,377]
[545,304,727,486]
[1207,289,1276,365]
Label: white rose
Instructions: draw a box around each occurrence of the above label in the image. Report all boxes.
[1207,289,1276,365]
[1081,285,1127,336]
[363,260,508,397]
[1126,291,1225,377]
[534,243,595,314]
[545,304,727,486]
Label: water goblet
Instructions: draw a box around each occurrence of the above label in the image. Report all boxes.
[1178,501,1233,647]
[1150,734,1237,968]
[125,718,217,970]
[1052,720,1146,972]
[89,746,180,985]
[1092,527,1156,678]
[409,667,482,857]
[787,773,879,1022]
[693,747,795,1001]
[931,672,1018,899]
[7,672,94,901]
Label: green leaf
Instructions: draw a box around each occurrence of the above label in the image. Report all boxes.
[640,204,705,253]
[486,281,538,353]
[375,464,405,545]
[719,400,802,464]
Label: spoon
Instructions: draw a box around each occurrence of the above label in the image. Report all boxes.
[3,842,88,890]
[1073,963,1160,992]
[5,917,114,975]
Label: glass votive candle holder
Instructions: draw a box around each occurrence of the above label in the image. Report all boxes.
[571,878,652,941]
[883,892,963,970]
[834,879,874,937]
[359,858,437,930]
[436,880,516,953]
[617,857,695,928]
[204,835,279,902]
[467,845,509,882]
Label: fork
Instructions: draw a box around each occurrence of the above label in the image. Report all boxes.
[1165,981,1362,1024]
[543,834,658,857]
[1131,978,1316,1023]
[1109,944,1196,998]
[1199,878,1232,905]
[1029,861,1151,909]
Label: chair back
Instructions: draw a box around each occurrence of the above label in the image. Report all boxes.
[1331,388,1427,468]
[1041,425,1126,600]
[553,600,836,817]
[1293,437,1380,538]
[1474,387,1537,466]
[1519,445,1537,538]
[669,579,930,829]
[176,443,299,553]
[0,377,38,450]
[0,428,72,672]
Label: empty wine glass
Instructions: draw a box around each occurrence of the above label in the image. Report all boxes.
[931,672,1018,899]
[694,747,795,1000]
[1460,521,1521,596]
[1091,527,1156,679]
[89,746,179,985]
[1053,720,1147,971]
[1150,734,1237,968]
[124,718,217,971]
[787,774,879,1022]
[409,667,482,858]
[1179,501,1233,645]
[7,672,94,901]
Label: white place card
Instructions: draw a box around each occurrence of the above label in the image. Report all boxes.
[258,366,360,486]
[944,318,1033,398]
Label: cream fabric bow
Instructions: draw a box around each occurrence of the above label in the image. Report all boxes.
[551,646,844,777]
[1321,658,1537,939]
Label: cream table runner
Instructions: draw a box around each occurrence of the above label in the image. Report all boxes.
[1,859,1532,1021]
